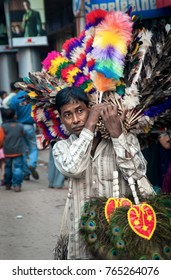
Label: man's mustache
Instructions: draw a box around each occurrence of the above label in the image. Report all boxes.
[71,125,83,129]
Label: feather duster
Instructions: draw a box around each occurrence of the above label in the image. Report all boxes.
[92,11,133,80]
[62,36,87,73]
[89,10,133,102]
[84,9,108,80]
[93,72,117,93]
[42,51,96,95]
[85,9,108,31]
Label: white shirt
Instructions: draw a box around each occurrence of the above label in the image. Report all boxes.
[53,128,154,259]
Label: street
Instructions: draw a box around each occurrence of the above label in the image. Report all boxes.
[0,148,68,260]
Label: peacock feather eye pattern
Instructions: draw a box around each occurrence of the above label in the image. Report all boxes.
[87,233,97,244]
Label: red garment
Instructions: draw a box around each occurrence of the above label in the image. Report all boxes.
[162,164,171,193]
[156,0,171,8]
[0,126,5,148]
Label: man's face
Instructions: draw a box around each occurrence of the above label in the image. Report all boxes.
[23,2,30,11]
[60,100,89,136]
[158,133,171,149]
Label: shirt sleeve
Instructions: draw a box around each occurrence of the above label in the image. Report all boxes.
[112,132,147,180]
[52,128,94,177]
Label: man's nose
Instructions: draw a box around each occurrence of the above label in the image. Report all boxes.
[72,113,79,123]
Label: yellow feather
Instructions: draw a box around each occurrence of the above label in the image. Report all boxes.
[49,57,68,76]
[28,91,38,98]
[84,82,94,93]
[67,67,81,84]
[93,31,127,54]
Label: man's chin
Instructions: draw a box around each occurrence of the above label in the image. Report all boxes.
[74,130,82,136]
[72,127,83,136]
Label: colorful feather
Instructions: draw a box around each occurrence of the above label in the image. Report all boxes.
[91,11,133,81]
[15,9,171,147]
[85,9,107,30]
[93,72,117,93]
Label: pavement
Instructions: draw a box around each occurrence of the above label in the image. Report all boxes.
[0,148,68,260]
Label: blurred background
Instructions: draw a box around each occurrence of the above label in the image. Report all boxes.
[0,0,171,92]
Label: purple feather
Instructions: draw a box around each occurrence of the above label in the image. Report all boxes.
[44,109,51,121]
[86,45,93,54]
[86,18,105,30]
[92,46,125,64]
[144,97,171,118]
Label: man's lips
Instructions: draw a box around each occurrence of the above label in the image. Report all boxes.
[72,126,84,131]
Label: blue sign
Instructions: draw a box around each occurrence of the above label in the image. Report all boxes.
[73,0,83,16]
[84,0,171,18]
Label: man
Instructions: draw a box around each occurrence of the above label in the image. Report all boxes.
[142,132,171,191]
[22,0,42,37]
[10,81,39,181]
[52,86,155,260]
[2,80,19,109]
[1,108,24,192]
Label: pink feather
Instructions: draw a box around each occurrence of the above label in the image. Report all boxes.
[97,11,133,46]
[42,51,59,71]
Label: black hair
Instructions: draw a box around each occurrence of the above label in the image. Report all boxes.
[23,0,30,5]
[0,90,7,99]
[55,86,89,114]
[10,78,23,91]
[2,108,15,120]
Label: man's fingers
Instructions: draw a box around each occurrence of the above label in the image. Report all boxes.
[101,104,118,115]
[120,107,127,122]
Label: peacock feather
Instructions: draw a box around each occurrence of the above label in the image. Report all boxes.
[79,193,171,260]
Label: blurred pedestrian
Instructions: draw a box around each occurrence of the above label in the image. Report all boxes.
[48,141,66,189]
[0,90,7,186]
[1,108,24,192]
[142,131,171,193]
[10,80,39,181]
[0,90,7,103]
[0,144,5,186]
[2,81,18,109]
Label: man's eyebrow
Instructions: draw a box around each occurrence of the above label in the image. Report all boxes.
[63,105,83,112]
[62,110,71,114]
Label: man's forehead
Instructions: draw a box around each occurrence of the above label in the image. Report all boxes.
[61,100,85,110]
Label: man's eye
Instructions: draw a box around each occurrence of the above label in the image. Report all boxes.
[64,113,71,118]
[78,109,83,113]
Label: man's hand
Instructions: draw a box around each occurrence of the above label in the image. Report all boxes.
[100,103,126,138]
[84,103,107,133]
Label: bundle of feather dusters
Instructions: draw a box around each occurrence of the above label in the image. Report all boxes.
[15,8,171,147]
[79,193,171,260]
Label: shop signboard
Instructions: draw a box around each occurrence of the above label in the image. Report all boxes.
[7,0,48,48]
[84,0,171,18]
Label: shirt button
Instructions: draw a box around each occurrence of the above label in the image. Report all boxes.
[93,180,96,184]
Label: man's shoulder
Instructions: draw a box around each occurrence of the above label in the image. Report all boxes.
[16,90,27,96]
[55,135,74,147]
[32,9,40,16]
[10,90,27,103]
